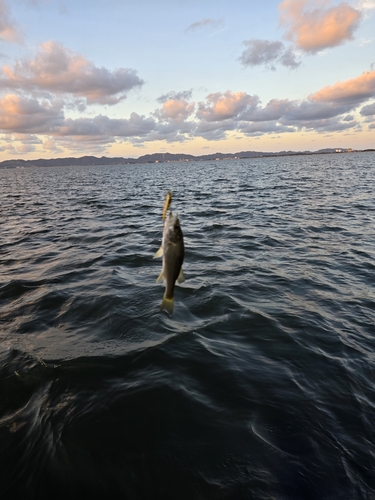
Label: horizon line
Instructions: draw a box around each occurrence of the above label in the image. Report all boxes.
[2,146,374,167]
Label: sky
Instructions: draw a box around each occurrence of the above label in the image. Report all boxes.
[0,0,374,160]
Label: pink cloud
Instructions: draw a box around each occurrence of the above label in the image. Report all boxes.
[42,138,64,154]
[310,70,375,104]
[16,143,36,153]
[196,91,259,121]
[1,67,374,148]
[0,94,63,132]
[279,0,362,53]
[156,98,195,122]
[0,41,144,104]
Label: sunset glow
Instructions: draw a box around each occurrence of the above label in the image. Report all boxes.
[0,0,374,160]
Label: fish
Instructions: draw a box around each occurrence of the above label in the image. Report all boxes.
[154,212,185,314]
[162,190,172,221]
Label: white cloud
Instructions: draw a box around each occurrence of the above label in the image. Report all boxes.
[356,0,375,10]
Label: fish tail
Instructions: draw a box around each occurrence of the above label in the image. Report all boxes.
[161,294,174,315]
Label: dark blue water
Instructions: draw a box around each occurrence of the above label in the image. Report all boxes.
[1,153,375,499]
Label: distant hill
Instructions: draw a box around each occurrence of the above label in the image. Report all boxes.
[0,156,131,169]
[0,148,363,169]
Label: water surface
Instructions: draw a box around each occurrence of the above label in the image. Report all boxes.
[1,153,375,499]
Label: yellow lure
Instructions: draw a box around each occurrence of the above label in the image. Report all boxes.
[162,190,172,220]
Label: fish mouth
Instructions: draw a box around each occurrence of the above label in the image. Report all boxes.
[166,212,179,224]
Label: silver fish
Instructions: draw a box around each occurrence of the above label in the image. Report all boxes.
[154,212,185,314]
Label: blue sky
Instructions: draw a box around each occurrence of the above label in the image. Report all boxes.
[0,0,374,159]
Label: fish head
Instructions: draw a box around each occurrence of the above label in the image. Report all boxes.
[164,212,183,244]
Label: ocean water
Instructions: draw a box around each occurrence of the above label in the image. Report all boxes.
[1,152,375,499]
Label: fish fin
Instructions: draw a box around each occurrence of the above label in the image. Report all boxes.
[177,267,185,284]
[156,271,164,283]
[153,247,163,259]
[161,294,174,315]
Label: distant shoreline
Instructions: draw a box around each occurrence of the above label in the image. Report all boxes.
[1,148,374,169]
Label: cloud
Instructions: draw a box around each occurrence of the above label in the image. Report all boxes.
[154,91,195,124]
[0,93,157,143]
[279,0,362,53]
[158,100,195,122]
[0,91,190,146]
[194,91,293,139]
[42,137,64,154]
[194,118,235,141]
[157,90,193,103]
[43,135,111,155]
[279,47,301,69]
[0,140,17,154]
[310,69,375,105]
[241,98,290,121]
[0,132,42,154]
[0,41,144,104]
[356,0,375,11]
[145,95,197,141]
[0,94,64,133]
[192,75,368,139]
[1,68,374,149]
[240,39,300,70]
[185,18,223,33]
[196,91,259,121]
[131,122,194,144]
[0,0,22,43]
[360,101,375,115]
[55,113,157,140]
[238,121,295,136]
[279,99,352,121]
[15,143,36,153]
[293,116,360,132]
[12,132,42,144]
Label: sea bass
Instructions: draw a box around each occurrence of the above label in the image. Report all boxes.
[154,212,185,314]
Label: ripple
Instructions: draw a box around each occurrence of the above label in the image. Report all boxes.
[1,155,375,498]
